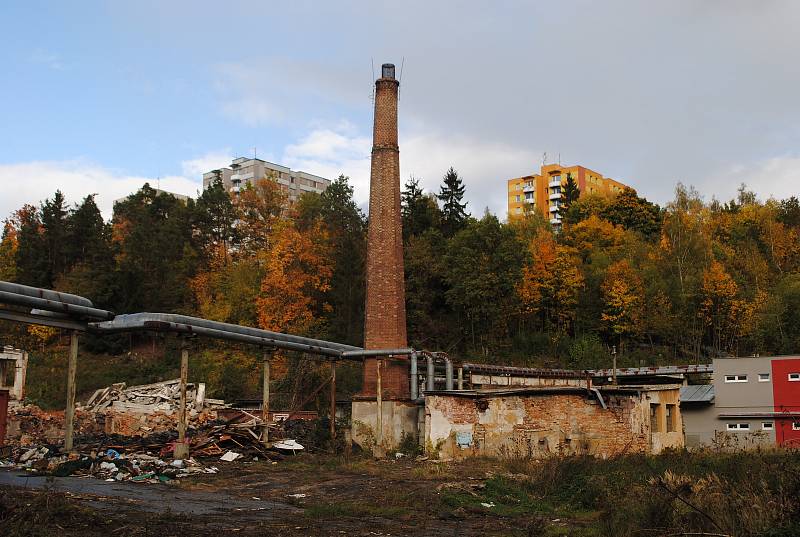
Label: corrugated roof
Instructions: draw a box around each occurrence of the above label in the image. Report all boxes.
[680,384,715,403]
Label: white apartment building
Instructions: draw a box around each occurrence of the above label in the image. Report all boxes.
[202,157,331,204]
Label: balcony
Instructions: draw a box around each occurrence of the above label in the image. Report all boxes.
[525,197,535,204]
[550,217,562,225]
[523,184,534,193]
[548,178,562,188]
[549,192,562,200]
[549,205,560,213]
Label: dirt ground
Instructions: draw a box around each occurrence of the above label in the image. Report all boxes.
[0,455,590,537]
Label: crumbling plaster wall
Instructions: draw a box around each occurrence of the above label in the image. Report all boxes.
[425,391,683,460]
[351,400,420,452]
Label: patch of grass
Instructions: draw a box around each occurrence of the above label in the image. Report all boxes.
[304,501,409,519]
[0,487,110,537]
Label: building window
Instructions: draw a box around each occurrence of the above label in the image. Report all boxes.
[793,422,800,431]
[788,373,800,382]
[762,422,774,431]
[724,375,748,383]
[515,195,520,202]
[726,423,750,431]
[758,373,770,382]
[650,404,660,432]
[666,404,676,432]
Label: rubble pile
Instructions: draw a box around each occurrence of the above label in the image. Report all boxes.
[84,379,226,414]
[0,443,218,483]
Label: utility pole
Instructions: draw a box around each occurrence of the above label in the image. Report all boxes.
[612,345,618,386]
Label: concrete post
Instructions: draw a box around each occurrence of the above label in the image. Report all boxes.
[64,331,78,452]
[330,361,336,444]
[262,348,272,445]
[457,367,463,390]
[174,341,190,459]
[13,351,28,401]
[376,359,383,452]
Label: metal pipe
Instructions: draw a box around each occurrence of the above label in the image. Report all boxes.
[0,291,113,320]
[340,348,413,359]
[92,313,358,354]
[426,354,435,392]
[457,367,463,390]
[410,352,418,400]
[0,281,95,308]
[445,357,454,391]
[93,317,350,358]
[64,331,78,452]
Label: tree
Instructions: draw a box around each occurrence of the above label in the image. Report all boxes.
[194,178,239,262]
[112,184,196,312]
[443,212,525,354]
[437,167,469,236]
[518,230,584,339]
[561,172,580,212]
[600,260,645,349]
[235,177,286,257]
[13,204,48,287]
[402,176,440,239]
[41,190,69,286]
[257,220,333,334]
[0,219,18,281]
[295,175,367,345]
[699,260,756,355]
[601,187,662,240]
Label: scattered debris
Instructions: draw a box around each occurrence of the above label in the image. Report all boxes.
[273,439,304,453]
[220,450,242,462]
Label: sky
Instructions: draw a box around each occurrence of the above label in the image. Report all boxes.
[1,0,799,220]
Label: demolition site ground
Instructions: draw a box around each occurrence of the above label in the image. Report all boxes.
[0,455,580,537]
[3,450,800,537]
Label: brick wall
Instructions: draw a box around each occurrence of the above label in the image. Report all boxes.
[426,392,654,459]
[361,70,409,400]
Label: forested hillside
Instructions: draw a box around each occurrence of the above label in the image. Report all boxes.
[2,173,800,374]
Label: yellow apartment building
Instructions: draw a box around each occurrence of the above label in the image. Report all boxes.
[507,164,629,227]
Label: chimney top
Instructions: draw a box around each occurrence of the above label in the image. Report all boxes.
[381,63,395,79]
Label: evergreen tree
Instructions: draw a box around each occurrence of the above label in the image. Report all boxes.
[600,187,663,240]
[14,204,48,287]
[194,177,239,262]
[41,190,68,285]
[437,167,469,236]
[561,173,581,212]
[401,176,440,239]
[295,175,367,345]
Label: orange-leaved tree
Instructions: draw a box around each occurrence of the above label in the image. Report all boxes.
[257,219,333,334]
[518,230,583,337]
[600,259,645,350]
[699,260,758,355]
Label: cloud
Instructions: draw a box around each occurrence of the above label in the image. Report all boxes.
[0,160,201,221]
[181,149,234,177]
[281,122,538,216]
[29,49,66,71]
[703,155,800,203]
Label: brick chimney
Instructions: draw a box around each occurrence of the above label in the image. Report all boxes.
[361,63,409,400]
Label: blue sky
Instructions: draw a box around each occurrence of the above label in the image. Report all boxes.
[1,1,799,219]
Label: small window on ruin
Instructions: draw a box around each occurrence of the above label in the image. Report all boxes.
[666,404,676,433]
[650,403,660,433]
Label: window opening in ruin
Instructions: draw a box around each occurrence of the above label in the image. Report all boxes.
[666,405,674,432]
[650,404,660,433]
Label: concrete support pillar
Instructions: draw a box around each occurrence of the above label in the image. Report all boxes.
[13,352,28,401]
[410,352,418,399]
[376,359,383,453]
[330,361,336,444]
[457,367,463,390]
[64,331,78,452]
[174,341,190,459]
[262,348,272,445]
